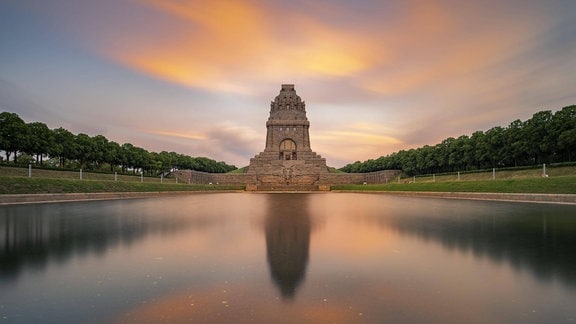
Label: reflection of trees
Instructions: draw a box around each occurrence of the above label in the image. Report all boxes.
[374,201,576,288]
[0,200,209,282]
[264,194,312,300]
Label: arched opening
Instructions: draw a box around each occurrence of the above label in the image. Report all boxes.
[279,139,297,160]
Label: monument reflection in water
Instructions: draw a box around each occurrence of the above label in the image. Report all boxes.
[1,193,576,323]
[265,194,311,299]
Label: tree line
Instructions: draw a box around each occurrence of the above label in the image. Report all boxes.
[0,111,237,174]
[340,105,576,175]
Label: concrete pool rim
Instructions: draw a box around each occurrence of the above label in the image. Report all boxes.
[1,191,575,206]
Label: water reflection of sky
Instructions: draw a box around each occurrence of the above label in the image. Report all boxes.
[1,193,575,323]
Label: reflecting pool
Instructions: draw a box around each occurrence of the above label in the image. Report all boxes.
[1,193,575,323]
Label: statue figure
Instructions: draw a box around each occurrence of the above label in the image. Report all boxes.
[282,166,294,185]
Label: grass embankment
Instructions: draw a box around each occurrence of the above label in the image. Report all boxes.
[333,176,576,194]
[334,165,576,194]
[1,165,575,195]
[0,167,244,194]
[228,166,248,174]
[0,177,244,194]
[408,165,576,182]
[0,166,181,183]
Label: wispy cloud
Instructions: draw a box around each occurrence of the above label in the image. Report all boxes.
[146,130,207,141]
[2,0,575,167]
[93,0,377,93]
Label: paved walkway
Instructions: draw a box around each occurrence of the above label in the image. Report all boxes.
[0,191,241,205]
[1,191,575,205]
[333,190,576,205]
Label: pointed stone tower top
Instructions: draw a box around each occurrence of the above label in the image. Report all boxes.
[271,84,305,113]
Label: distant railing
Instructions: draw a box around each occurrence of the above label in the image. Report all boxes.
[0,165,181,184]
[397,163,574,183]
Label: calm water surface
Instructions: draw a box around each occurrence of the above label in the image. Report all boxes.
[1,193,575,323]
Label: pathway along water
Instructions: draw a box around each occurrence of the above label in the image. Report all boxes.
[1,190,576,205]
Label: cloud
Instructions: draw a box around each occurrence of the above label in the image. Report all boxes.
[146,130,207,141]
[358,1,554,96]
[311,122,405,166]
[3,0,575,167]
[132,121,261,166]
[88,0,378,93]
[203,121,261,157]
[0,78,57,123]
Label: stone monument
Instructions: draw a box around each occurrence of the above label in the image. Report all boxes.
[246,84,328,190]
[174,84,400,190]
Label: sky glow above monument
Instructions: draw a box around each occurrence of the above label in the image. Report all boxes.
[1,0,576,167]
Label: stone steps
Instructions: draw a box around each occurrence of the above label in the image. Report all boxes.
[253,184,323,191]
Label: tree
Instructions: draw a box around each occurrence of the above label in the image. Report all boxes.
[484,126,505,167]
[552,105,576,162]
[49,127,75,168]
[339,104,576,174]
[105,140,121,172]
[0,111,237,172]
[523,110,554,164]
[558,128,576,162]
[0,112,27,162]
[119,143,136,173]
[24,122,53,165]
[73,133,95,168]
[91,135,110,168]
[459,135,475,170]
[504,120,528,167]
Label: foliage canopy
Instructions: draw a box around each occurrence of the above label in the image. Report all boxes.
[0,111,237,174]
[340,105,576,175]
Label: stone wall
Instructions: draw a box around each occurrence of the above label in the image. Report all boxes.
[173,170,255,185]
[319,170,400,185]
[173,169,400,188]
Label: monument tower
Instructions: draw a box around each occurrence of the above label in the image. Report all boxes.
[247,84,328,190]
[174,84,399,189]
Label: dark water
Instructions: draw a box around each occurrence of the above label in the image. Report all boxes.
[1,193,575,323]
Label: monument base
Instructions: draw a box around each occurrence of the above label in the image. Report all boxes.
[247,158,328,191]
[246,184,330,192]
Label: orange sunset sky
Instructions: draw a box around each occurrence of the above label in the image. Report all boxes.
[1,0,575,167]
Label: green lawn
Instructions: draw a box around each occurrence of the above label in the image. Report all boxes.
[1,165,575,195]
[0,177,244,194]
[332,175,576,194]
[0,166,180,183]
[409,165,576,183]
